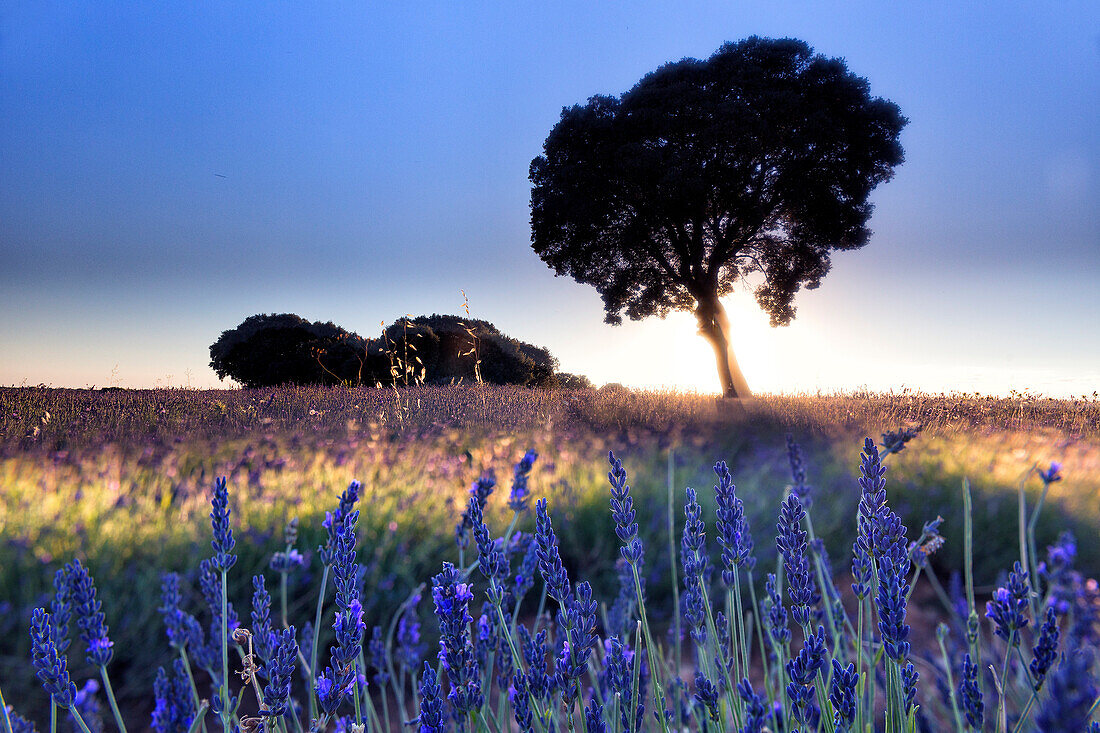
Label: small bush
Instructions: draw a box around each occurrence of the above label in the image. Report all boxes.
[209,313,387,388]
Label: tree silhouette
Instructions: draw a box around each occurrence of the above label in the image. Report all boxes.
[208,312,582,388]
[530,37,907,397]
[209,313,383,388]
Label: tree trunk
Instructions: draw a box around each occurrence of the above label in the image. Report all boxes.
[696,296,752,399]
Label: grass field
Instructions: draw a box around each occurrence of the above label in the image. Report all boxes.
[2,385,1098,724]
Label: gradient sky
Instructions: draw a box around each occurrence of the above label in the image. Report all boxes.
[2,1,1097,395]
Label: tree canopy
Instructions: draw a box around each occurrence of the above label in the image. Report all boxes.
[530,36,907,397]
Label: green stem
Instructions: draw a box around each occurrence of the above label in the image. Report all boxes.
[0,686,11,733]
[629,563,672,733]
[963,479,983,680]
[1017,475,1035,619]
[746,573,771,701]
[492,599,549,732]
[179,650,210,733]
[1026,476,1051,605]
[280,573,290,631]
[50,702,56,733]
[995,631,1016,733]
[384,584,425,720]
[804,513,845,654]
[936,628,965,732]
[220,569,230,733]
[924,566,959,621]
[288,706,305,733]
[309,564,331,722]
[1085,693,1100,721]
[186,703,210,733]
[99,666,129,733]
[1010,690,1039,733]
[667,449,681,678]
[65,706,93,733]
[855,597,866,733]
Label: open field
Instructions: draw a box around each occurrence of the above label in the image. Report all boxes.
[1,385,1098,724]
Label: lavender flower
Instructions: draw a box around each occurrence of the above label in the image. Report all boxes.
[6,707,38,733]
[1037,461,1062,484]
[604,637,631,726]
[151,660,195,733]
[467,495,503,589]
[737,679,767,733]
[829,659,858,731]
[50,567,72,655]
[1035,648,1097,731]
[510,671,534,733]
[785,626,827,726]
[872,505,912,663]
[396,592,424,669]
[534,498,571,603]
[432,562,482,719]
[417,662,445,733]
[985,561,1031,642]
[199,557,239,642]
[519,626,550,702]
[319,511,364,713]
[694,674,720,724]
[72,680,105,733]
[901,661,919,714]
[208,476,236,573]
[1029,605,1060,689]
[67,559,113,667]
[514,535,540,600]
[776,494,813,625]
[908,516,945,569]
[959,652,983,729]
[251,575,277,666]
[270,548,306,574]
[853,438,887,599]
[714,460,754,585]
[320,480,361,565]
[880,426,921,456]
[607,558,639,639]
[786,434,812,507]
[558,581,599,707]
[764,573,790,647]
[608,451,645,565]
[369,625,390,686]
[261,626,298,716]
[681,487,708,639]
[159,573,185,648]
[876,550,912,662]
[330,510,361,609]
[584,698,606,733]
[30,607,76,707]
[509,449,538,512]
[1038,530,1077,605]
[456,473,497,551]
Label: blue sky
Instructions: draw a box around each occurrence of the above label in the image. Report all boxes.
[2,1,1097,395]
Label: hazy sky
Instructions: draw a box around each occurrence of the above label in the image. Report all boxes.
[2,1,1098,395]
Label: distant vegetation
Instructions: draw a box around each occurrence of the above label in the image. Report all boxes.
[208,312,590,389]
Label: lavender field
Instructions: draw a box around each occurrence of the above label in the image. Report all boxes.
[2,386,1098,729]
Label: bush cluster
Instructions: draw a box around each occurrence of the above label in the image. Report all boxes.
[208,314,590,390]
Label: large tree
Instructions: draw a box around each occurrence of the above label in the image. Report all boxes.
[529,37,907,397]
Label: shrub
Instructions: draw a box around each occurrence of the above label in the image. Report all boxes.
[209,314,387,388]
[210,313,585,389]
[382,314,561,387]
